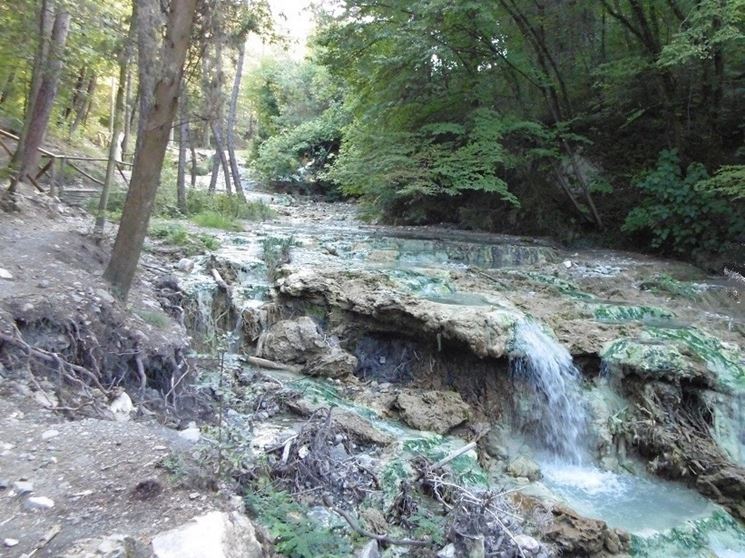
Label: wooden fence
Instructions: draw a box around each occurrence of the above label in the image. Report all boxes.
[0,128,132,202]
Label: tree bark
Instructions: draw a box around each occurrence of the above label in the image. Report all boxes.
[104,0,198,300]
[94,18,134,236]
[177,86,189,214]
[226,40,247,201]
[5,4,70,207]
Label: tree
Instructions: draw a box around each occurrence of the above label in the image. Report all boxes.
[3,0,70,209]
[94,14,135,236]
[104,0,198,300]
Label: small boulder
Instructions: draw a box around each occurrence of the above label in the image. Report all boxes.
[0,268,13,280]
[178,423,200,442]
[4,538,19,548]
[303,347,358,378]
[506,456,542,481]
[393,390,471,434]
[258,317,326,364]
[437,544,456,558]
[151,511,264,558]
[357,540,380,558]
[25,496,54,510]
[13,480,33,494]
[543,504,629,556]
[177,258,195,273]
[513,534,541,556]
[41,429,60,440]
[109,391,134,422]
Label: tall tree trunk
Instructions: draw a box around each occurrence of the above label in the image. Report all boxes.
[121,65,133,159]
[104,0,197,300]
[5,5,70,207]
[176,86,189,214]
[6,0,52,176]
[189,139,198,189]
[226,40,246,201]
[94,18,133,236]
[63,66,86,121]
[70,74,96,134]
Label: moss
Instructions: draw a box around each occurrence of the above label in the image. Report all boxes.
[514,271,595,300]
[592,304,674,322]
[602,327,745,391]
[646,327,745,391]
[403,436,487,487]
[630,509,745,557]
[639,273,700,300]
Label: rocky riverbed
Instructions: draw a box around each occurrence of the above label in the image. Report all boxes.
[167,191,745,556]
[1,187,744,557]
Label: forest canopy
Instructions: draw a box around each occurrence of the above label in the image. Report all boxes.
[245,0,745,262]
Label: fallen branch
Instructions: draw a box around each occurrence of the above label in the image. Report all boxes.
[323,495,429,548]
[244,355,301,374]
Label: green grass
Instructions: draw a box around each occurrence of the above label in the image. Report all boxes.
[191,211,241,231]
[148,221,221,254]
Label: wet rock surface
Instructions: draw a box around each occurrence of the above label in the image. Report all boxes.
[393,389,472,434]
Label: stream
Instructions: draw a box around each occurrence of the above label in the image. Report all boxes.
[174,192,745,557]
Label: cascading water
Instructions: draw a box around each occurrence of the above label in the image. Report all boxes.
[510,319,590,464]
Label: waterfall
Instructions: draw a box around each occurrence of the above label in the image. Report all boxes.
[510,320,589,464]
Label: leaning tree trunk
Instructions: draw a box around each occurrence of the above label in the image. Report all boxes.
[5,0,52,183]
[226,40,246,201]
[5,5,70,207]
[210,121,232,194]
[104,0,198,300]
[176,86,189,214]
[94,18,133,236]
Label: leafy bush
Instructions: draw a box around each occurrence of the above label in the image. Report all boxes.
[623,150,745,254]
[252,104,347,193]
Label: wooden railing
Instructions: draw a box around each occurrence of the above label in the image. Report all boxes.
[0,128,132,197]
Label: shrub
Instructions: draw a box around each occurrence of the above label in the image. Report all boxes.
[623,150,745,255]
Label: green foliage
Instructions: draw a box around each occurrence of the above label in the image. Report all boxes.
[696,165,745,200]
[185,189,275,221]
[245,487,352,558]
[244,58,347,193]
[623,150,745,254]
